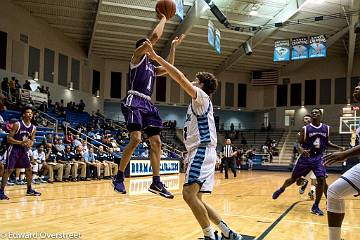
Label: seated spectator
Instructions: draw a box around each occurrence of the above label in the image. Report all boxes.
[59,145,78,182]
[105,148,118,177]
[1,77,9,96]
[15,79,21,89]
[32,144,48,183]
[78,99,85,112]
[54,137,65,152]
[45,143,64,183]
[97,146,110,179]
[64,132,74,144]
[84,147,101,180]
[72,135,82,148]
[23,80,31,90]
[74,145,88,181]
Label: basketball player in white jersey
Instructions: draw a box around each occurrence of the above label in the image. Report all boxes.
[144,41,242,240]
[323,84,360,240]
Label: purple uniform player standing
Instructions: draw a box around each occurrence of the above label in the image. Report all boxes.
[0,105,41,200]
[273,108,344,215]
[112,10,185,198]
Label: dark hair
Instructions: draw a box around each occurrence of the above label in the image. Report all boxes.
[196,72,218,96]
[22,105,33,115]
[136,38,147,48]
[312,107,322,115]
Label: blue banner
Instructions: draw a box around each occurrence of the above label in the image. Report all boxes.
[309,35,326,58]
[208,20,215,48]
[175,0,184,21]
[215,28,221,54]
[291,37,308,60]
[274,40,290,62]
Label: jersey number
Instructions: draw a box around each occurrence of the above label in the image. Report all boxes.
[147,76,152,91]
[313,138,320,149]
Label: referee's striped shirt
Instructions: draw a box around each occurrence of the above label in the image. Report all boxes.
[223,145,234,158]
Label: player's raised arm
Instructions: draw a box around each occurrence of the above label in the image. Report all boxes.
[156,34,186,76]
[149,11,167,46]
[145,41,197,99]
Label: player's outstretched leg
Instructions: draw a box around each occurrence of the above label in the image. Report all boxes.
[147,134,173,199]
[200,194,242,240]
[311,176,325,216]
[272,176,296,199]
[113,131,142,194]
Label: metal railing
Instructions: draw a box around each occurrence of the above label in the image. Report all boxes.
[65,125,109,151]
[38,110,58,132]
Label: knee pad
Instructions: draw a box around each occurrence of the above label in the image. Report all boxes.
[327,183,345,214]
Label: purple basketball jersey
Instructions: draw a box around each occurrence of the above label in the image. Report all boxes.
[13,120,35,147]
[128,56,155,97]
[5,120,35,170]
[303,123,329,156]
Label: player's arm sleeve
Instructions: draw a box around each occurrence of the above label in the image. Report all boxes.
[191,88,210,116]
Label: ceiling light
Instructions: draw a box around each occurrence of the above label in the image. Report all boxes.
[249,10,258,16]
[249,4,259,16]
[69,82,74,91]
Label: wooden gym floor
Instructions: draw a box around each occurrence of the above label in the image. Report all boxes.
[0,171,359,240]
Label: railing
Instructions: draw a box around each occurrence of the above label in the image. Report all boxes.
[38,110,58,132]
[162,142,184,158]
[65,125,109,151]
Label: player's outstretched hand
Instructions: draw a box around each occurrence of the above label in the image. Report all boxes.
[144,41,158,60]
[323,151,347,166]
[156,7,166,20]
[172,34,186,47]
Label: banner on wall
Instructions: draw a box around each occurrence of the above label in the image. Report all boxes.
[129,159,180,177]
[19,89,48,104]
[208,20,215,48]
[273,40,290,62]
[215,28,221,54]
[309,35,327,58]
[291,37,309,60]
[175,0,184,21]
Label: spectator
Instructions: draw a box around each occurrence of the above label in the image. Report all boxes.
[32,144,48,184]
[15,80,21,89]
[106,148,118,177]
[1,77,9,96]
[23,80,31,90]
[40,86,46,94]
[230,123,234,132]
[97,146,110,179]
[45,86,50,98]
[65,132,74,144]
[78,100,85,112]
[73,135,82,148]
[83,146,101,180]
[74,145,88,181]
[54,137,65,152]
[60,145,78,182]
[45,144,64,183]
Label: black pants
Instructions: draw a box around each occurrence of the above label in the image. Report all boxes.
[224,157,236,178]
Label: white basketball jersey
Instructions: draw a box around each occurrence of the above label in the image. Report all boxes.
[183,87,217,151]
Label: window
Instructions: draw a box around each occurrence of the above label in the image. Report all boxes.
[111,72,122,99]
[238,84,247,107]
[290,83,301,106]
[44,48,54,82]
[305,80,316,105]
[71,58,80,90]
[276,84,287,107]
[92,70,100,95]
[58,54,68,87]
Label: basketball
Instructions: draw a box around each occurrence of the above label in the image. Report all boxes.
[156,0,176,20]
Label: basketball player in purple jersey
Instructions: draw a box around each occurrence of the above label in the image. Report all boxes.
[112,11,184,198]
[0,106,41,200]
[273,108,344,215]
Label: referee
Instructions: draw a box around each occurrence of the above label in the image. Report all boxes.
[221,139,237,179]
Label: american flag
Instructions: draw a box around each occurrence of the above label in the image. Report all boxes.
[252,70,279,86]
